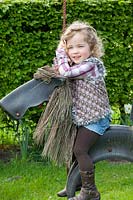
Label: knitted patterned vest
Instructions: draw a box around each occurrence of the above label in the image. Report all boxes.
[71,78,110,126]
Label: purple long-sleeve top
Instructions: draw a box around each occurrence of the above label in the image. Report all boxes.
[55,48,106,80]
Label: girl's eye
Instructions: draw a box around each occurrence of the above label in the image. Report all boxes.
[67,46,73,49]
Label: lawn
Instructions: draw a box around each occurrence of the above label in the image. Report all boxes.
[0,160,132,200]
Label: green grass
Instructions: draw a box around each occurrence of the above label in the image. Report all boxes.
[0,160,133,200]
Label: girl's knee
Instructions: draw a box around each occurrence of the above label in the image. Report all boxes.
[73,145,87,159]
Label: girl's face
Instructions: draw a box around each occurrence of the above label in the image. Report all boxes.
[66,32,91,64]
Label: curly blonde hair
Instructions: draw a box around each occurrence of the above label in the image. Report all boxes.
[59,21,104,58]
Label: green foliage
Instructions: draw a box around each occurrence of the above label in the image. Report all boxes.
[0,0,132,124]
[0,160,133,200]
[0,0,61,98]
[111,105,133,125]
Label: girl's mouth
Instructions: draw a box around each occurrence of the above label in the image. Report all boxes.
[72,56,82,63]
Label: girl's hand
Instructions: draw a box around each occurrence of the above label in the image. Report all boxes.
[58,40,67,49]
[56,48,68,58]
[54,66,60,75]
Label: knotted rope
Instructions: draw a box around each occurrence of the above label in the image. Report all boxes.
[62,0,67,33]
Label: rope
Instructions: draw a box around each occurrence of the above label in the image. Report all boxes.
[62,0,67,33]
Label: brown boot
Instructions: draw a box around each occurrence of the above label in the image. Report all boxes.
[68,169,100,200]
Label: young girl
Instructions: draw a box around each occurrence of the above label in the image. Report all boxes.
[55,21,111,200]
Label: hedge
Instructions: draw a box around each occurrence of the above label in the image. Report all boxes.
[0,0,132,122]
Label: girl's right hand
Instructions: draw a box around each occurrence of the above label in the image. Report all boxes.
[56,48,68,58]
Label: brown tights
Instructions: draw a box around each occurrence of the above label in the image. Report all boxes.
[73,127,100,171]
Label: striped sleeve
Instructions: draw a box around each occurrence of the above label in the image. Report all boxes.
[56,48,98,78]
[58,61,96,78]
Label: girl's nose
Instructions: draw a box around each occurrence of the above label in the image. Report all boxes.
[72,47,78,54]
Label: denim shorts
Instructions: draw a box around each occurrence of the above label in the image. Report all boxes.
[84,115,110,135]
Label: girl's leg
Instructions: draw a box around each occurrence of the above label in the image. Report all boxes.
[69,126,100,200]
[73,126,100,171]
